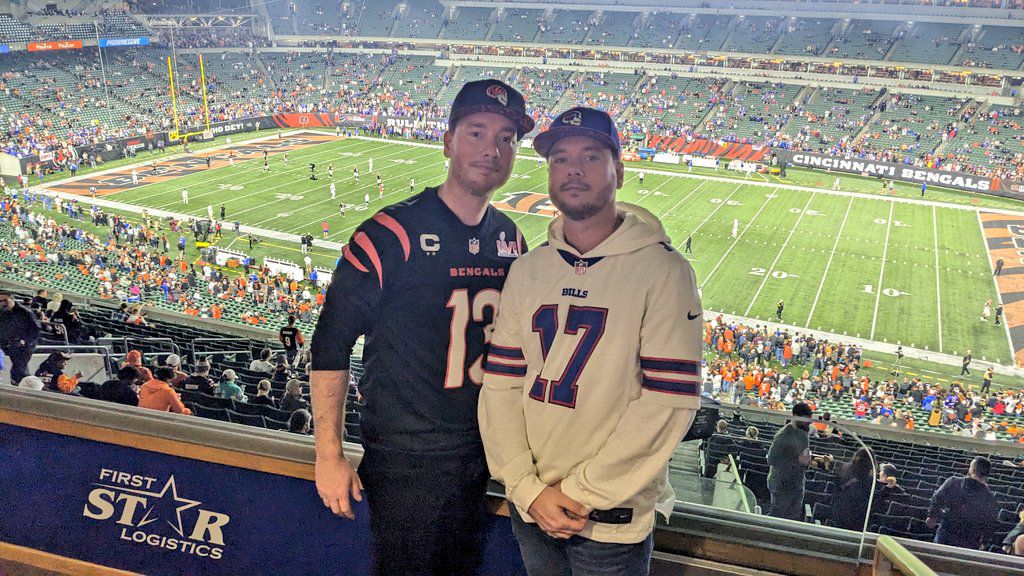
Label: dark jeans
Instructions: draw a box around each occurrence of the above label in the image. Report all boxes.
[769,488,804,521]
[2,344,33,386]
[359,444,489,576]
[508,505,653,576]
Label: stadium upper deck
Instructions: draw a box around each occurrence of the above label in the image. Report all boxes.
[1,0,1022,181]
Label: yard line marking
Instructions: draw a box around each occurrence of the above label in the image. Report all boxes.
[932,205,943,353]
[699,187,777,290]
[215,141,420,220]
[323,151,553,241]
[870,202,894,340]
[806,197,854,326]
[128,137,370,205]
[976,209,1016,362]
[690,183,743,237]
[250,145,441,226]
[744,192,816,317]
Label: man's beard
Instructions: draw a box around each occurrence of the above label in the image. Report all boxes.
[552,185,612,221]
[458,168,508,199]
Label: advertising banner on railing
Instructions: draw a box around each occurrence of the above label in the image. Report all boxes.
[775,149,1020,198]
[98,37,149,48]
[27,40,83,52]
[646,135,771,162]
[0,422,526,575]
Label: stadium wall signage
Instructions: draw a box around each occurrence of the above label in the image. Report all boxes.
[646,135,770,162]
[183,118,267,140]
[0,45,9,54]
[27,40,83,52]
[0,421,528,575]
[382,116,449,131]
[98,37,149,48]
[778,150,1017,197]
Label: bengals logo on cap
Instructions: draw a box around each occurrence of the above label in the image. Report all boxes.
[562,110,583,126]
[486,84,508,106]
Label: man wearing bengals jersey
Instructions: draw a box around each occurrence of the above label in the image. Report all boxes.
[310,80,534,576]
[479,107,701,575]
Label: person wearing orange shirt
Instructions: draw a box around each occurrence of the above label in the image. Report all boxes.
[138,367,192,415]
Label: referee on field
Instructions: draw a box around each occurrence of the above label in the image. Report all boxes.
[310,79,534,575]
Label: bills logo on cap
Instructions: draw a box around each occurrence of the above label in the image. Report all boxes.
[562,110,583,126]
[486,84,508,106]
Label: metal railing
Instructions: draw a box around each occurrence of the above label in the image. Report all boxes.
[874,535,938,576]
[726,453,753,515]
[34,344,115,382]
[190,337,255,364]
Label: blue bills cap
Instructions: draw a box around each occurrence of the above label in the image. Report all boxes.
[533,107,621,159]
[448,79,535,139]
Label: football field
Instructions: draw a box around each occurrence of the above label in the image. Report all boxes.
[60,133,1015,364]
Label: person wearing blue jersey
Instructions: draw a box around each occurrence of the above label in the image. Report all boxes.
[310,79,534,576]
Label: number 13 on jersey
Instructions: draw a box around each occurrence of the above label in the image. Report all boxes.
[444,288,501,389]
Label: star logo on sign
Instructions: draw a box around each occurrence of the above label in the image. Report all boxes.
[95,475,202,537]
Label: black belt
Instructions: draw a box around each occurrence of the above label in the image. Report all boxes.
[587,507,633,525]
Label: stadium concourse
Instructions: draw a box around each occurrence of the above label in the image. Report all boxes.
[3,0,1024,575]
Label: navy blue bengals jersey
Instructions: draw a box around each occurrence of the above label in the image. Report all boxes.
[311,187,526,453]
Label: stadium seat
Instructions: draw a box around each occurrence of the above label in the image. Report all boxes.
[226,410,266,428]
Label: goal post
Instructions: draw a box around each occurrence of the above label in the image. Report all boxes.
[166,53,212,142]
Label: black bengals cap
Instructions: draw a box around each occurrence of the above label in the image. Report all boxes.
[448,79,535,140]
[533,107,621,159]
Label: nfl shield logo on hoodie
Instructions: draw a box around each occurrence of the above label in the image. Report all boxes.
[574,259,588,275]
[468,238,480,255]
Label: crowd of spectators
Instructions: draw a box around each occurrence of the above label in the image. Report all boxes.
[701,316,1024,444]
[0,187,328,334]
[1,38,1021,181]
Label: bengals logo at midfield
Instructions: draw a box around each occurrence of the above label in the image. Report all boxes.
[491,192,557,217]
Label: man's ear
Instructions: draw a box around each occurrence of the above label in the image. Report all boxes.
[442,130,453,158]
[615,161,625,189]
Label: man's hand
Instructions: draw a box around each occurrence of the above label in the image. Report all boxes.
[527,484,588,539]
[315,456,363,520]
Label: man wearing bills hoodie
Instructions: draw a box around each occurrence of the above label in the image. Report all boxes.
[480,107,701,576]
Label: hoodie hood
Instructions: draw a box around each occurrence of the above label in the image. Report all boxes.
[547,202,670,258]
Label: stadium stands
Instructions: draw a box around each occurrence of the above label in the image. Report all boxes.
[437,6,493,41]
[949,105,1024,180]
[961,26,1024,70]
[782,86,879,149]
[773,17,839,56]
[673,14,732,52]
[584,11,637,47]
[376,55,445,104]
[723,16,787,55]
[391,0,444,40]
[354,0,398,38]
[489,8,542,44]
[854,93,970,160]
[827,19,900,61]
[887,22,967,66]
[630,11,682,49]
[703,81,803,143]
[0,13,34,43]
[535,9,591,45]
[701,417,1024,549]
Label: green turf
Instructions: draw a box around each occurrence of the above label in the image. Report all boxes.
[74,135,1018,365]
